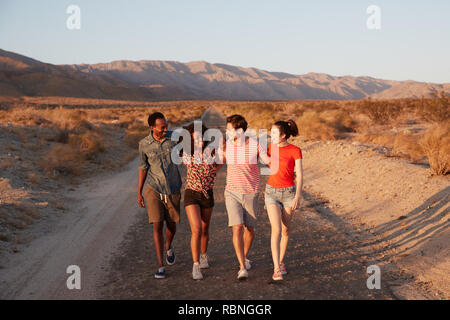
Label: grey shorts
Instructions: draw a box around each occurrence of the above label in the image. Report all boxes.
[264,184,296,209]
[224,189,258,227]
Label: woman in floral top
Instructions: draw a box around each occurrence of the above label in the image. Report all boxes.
[181,123,222,280]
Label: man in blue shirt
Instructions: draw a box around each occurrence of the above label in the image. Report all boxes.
[138,112,182,279]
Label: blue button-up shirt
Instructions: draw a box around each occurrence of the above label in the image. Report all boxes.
[138,131,182,195]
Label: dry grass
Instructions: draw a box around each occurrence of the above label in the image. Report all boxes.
[0,100,206,181]
[124,123,150,149]
[1,96,448,188]
[295,110,357,141]
[358,133,396,149]
[392,133,424,163]
[297,111,339,140]
[40,143,84,176]
[419,122,450,175]
[214,98,449,175]
[359,99,402,124]
[0,202,40,230]
[417,92,450,123]
[68,132,105,159]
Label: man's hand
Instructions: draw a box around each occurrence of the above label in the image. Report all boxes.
[138,193,145,208]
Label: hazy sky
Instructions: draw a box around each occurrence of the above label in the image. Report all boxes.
[1,0,449,83]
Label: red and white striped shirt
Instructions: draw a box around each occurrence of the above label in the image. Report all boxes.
[221,138,267,194]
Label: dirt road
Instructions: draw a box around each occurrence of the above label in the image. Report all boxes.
[3,139,444,299]
[98,166,396,300]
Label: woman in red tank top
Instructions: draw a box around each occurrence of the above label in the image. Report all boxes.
[265,119,304,281]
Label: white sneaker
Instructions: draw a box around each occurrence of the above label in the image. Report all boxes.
[192,262,203,280]
[245,258,252,270]
[237,268,248,280]
[199,254,209,269]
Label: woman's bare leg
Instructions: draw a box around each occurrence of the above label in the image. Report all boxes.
[280,207,293,264]
[185,204,202,263]
[267,204,282,272]
[200,207,213,254]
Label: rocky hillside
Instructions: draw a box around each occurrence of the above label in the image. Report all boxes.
[1,48,449,100]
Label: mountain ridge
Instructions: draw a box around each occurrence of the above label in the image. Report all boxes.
[1,48,449,101]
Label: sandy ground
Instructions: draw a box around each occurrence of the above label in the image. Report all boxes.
[0,158,142,299]
[300,139,449,299]
[0,138,448,300]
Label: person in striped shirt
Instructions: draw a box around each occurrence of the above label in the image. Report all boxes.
[220,115,269,280]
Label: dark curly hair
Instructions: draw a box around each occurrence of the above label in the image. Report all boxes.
[182,122,213,156]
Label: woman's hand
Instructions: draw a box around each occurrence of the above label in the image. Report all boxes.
[291,194,302,211]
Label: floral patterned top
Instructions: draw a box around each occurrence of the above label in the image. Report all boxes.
[182,149,217,198]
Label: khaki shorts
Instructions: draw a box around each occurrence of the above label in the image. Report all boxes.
[224,189,258,227]
[144,186,181,224]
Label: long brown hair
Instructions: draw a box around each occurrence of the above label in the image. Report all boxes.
[274,119,299,140]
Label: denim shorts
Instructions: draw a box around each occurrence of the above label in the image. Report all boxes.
[264,184,296,209]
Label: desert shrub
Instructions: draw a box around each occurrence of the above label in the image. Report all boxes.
[40,144,84,176]
[311,101,340,113]
[392,133,424,162]
[418,92,449,123]
[67,109,88,121]
[283,102,305,118]
[124,124,149,148]
[68,132,105,160]
[322,109,358,133]
[297,111,338,140]
[419,122,450,175]
[357,133,396,148]
[46,107,93,132]
[255,102,275,113]
[124,132,145,149]
[359,99,402,124]
[45,128,69,143]
[249,109,278,131]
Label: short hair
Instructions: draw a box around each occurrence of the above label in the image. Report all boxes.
[147,112,165,127]
[226,114,247,132]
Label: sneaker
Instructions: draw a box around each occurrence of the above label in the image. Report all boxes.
[245,258,252,270]
[237,268,248,280]
[199,254,209,269]
[279,262,287,275]
[192,262,203,280]
[272,269,283,281]
[166,247,176,265]
[155,267,166,279]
